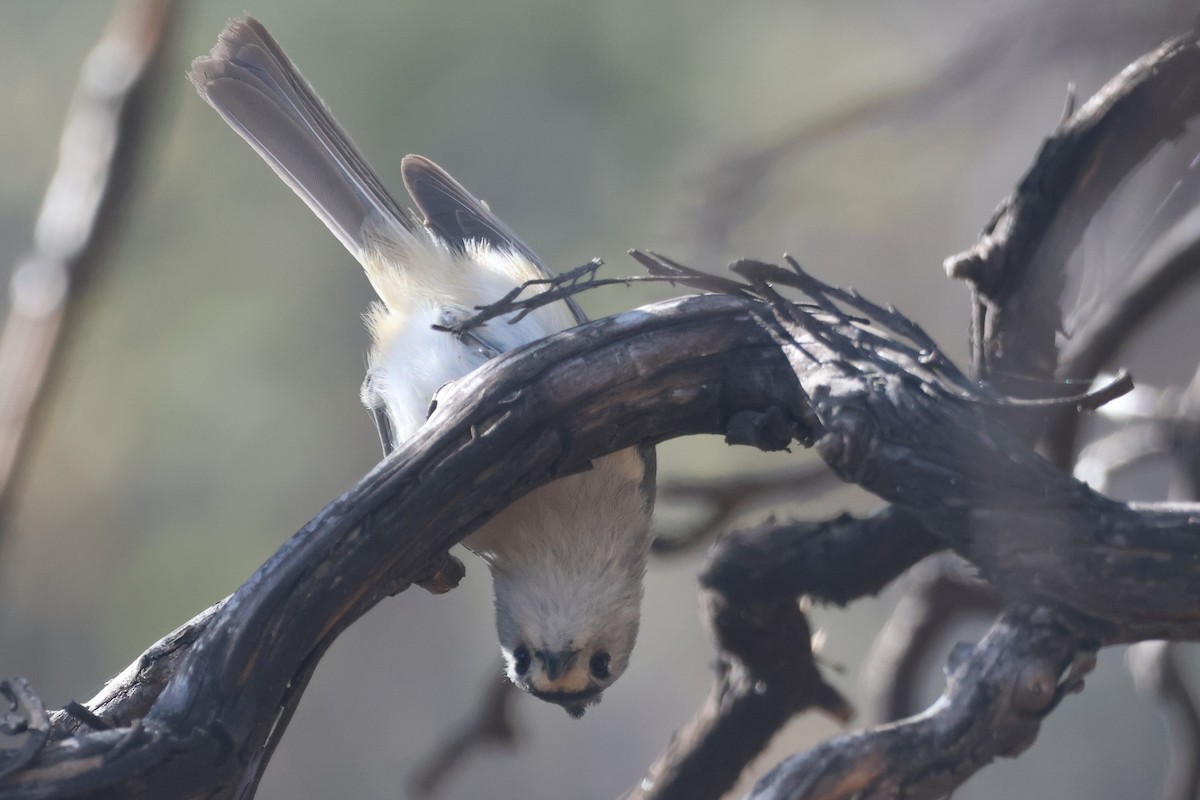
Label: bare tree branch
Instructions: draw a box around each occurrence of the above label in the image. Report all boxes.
[0,293,814,798]
[1046,226,1200,467]
[701,507,942,608]
[0,0,177,532]
[747,606,1096,800]
[653,463,841,555]
[944,30,1200,398]
[1,260,1197,796]
[861,554,998,723]
[631,511,900,800]
[408,671,519,798]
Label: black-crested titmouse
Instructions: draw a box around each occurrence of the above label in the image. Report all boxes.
[189,17,655,717]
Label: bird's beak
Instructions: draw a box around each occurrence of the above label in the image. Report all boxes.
[537,648,577,682]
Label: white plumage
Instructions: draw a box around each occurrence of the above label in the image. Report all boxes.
[190,17,654,717]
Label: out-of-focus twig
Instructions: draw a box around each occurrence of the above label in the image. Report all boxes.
[652,462,840,555]
[1127,641,1200,800]
[685,8,1169,254]
[0,0,177,531]
[1046,225,1200,467]
[408,670,519,798]
[861,553,999,723]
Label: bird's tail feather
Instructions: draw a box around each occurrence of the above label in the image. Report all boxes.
[188,16,414,259]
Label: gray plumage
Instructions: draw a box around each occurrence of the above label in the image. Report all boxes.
[190,17,655,717]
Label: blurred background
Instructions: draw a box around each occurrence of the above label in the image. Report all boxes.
[1,1,1198,798]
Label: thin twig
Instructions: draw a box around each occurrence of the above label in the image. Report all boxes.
[1047,224,1200,467]
[408,671,519,798]
[432,258,679,335]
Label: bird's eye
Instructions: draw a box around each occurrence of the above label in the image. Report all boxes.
[589,651,611,680]
[513,646,531,676]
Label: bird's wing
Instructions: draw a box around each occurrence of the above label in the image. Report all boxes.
[402,155,588,325]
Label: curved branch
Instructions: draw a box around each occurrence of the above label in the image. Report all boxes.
[3,259,1199,797]
[861,554,999,723]
[0,293,813,799]
[1045,220,1200,467]
[944,30,1200,392]
[715,256,1200,639]
[702,507,943,607]
[747,607,1094,800]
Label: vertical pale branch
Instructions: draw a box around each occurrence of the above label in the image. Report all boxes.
[0,0,176,528]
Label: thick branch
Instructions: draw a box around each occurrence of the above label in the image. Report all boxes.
[632,589,850,800]
[702,507,942,607]
[631,507,938,800]
[717,257,1200,640]
[5,260,1199,797]
[0,293,812,799]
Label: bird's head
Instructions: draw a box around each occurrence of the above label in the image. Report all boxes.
[492,563,643,718]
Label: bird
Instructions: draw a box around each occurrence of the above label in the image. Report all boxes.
[189,17,655,718]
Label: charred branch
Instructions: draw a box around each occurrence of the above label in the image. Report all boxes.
[944,30,1200,397]
[0,293,814,799]
[2,253,1196,798]
[747,607,1095,800]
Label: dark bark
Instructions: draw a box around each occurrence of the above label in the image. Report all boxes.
[627,507,936,800]
[945,30,1200,398]
[748,607,1095,800]
[0,293,813,799]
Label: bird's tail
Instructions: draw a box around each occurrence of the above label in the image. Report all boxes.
[188,17,414,260]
